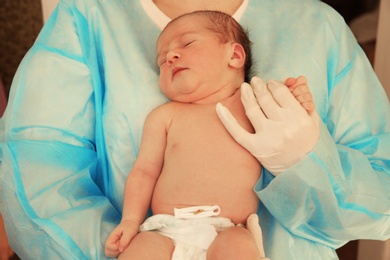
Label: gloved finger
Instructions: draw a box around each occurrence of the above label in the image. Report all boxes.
[246,214,266,258]
[216,103,254,147]
[267,80,302,110]
[250,77,283,120]
[241,83,267,131]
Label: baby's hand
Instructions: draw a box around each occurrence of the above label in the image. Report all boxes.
[284,76,315,115]
[104,220,140,257]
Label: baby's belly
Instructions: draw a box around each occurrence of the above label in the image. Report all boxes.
[150,168,260,225]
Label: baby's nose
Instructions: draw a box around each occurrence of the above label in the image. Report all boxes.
[167,51,180,64]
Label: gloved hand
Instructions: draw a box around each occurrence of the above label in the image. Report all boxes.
[216,76,320,175]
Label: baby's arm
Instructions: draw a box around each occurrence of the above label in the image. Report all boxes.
[284,76,315,115]
[104,106,169,257]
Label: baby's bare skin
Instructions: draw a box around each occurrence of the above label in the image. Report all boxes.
[150,90,261,225]
[105,11,314,259]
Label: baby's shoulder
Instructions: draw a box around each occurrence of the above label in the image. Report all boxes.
[151,101,184,114]
[146,101,183,123]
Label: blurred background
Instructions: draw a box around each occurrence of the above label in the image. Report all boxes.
[0,0,388,259]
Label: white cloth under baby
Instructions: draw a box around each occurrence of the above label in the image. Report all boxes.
[139,205,235,260]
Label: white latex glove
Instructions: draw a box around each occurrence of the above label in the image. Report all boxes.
[246,214,269,260]
[216,77,320,175]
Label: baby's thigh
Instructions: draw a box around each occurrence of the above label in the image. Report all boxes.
[118,231,174,260]
[207,226,261,260]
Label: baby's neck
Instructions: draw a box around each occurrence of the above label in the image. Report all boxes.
[153,0,243,19]
[190,84,242,106]
[219,86,242,106]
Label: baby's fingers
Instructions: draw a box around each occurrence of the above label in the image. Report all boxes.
[284,77,297,87]
[290,81,311,97]
[105,243,121,258]
[287,80,315,115]
[119,231,134,253]
[301,101,315,115]
[105,234,121,257]
[294,93,315,115]
[293,91,313,102]
[285,75,307,91]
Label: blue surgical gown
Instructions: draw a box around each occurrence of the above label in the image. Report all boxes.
[0,0,389,259]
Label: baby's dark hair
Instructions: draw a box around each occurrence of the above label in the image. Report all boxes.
[186,10,253,82]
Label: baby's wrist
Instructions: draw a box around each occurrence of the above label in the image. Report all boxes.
[121,215,142,226]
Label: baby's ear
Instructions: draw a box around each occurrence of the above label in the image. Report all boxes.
[228,43,246,69]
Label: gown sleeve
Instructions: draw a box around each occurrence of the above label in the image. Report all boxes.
[0,1,120,258]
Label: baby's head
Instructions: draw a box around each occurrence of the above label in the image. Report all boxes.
[184,11,253,81]
[157,11,253,103]
[158,10,253,81]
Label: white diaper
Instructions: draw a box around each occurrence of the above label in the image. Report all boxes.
[139,205,235,260]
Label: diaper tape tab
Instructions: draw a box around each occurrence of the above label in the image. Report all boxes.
[174,205,221,219]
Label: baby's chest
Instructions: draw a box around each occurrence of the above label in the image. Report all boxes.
[165,106,249,157]
[168,113,228,148]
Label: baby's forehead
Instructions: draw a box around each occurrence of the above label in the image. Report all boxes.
[157,15,206,46]
[162,14,204,36]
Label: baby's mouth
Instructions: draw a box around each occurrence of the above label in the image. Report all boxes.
[172,67,187,78]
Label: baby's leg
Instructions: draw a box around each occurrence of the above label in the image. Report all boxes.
[207,226,264,260]
[118,231,174,260]
[285,75,315,115]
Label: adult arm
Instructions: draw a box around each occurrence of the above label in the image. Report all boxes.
[0,1,120,258]
[256,6,390,248]
[220,2,390,249]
